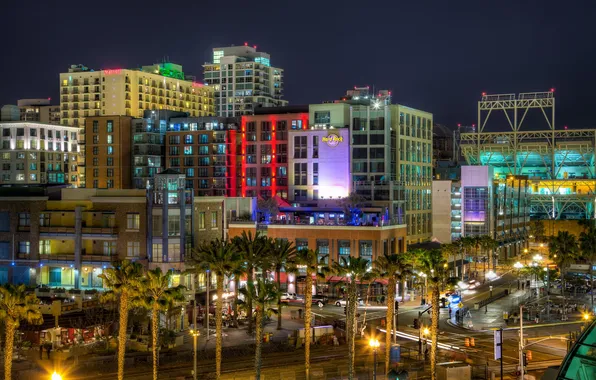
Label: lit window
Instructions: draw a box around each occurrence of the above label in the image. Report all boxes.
[127,213,140,230]
[127,241,140,257]
[16,174,24,181]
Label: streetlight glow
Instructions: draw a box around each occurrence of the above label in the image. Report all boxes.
[514,262,524,269]
[583,313,591,321]
[423,327,430,336]
[369,338,380,348]
[51,373,63,380]
[533,254,543,262]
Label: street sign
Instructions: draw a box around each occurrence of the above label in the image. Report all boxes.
[494,329,502,360]
[458,302,464,308]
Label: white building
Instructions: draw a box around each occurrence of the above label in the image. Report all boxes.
[203,45,287,117]
[0,122,80,185]
[431,180,462,243]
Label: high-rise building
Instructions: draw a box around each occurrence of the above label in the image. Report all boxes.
[84,116,132,189]
[204,45,287,117]
[60,63,215,187]
[241,106,309,199]
[17,99,61,125]
[164,116,240,197]
[0,121,79,185]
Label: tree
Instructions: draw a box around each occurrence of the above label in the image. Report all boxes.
[579,227,596,313]
[257,197,279,223]
[414,248,456,380]
[240,279,279,380]
[137,268,185,380]
[459,236,476,280]
[232,231,267,335]
[266,238,296,330]
[549,231,578,318]
[373,253,413,375]
[480,236,498,274]
[189,239,242,379]
[529,220,546,242]
[0,284,42,380]
[327,256,375,380]
[99,260,144,380]
[287,248,323,379]
[441,243,459,277]
[339,192,366,225]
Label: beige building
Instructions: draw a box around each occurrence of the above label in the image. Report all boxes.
[60,63,216,187]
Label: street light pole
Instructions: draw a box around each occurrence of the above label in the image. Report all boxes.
[369,338,380,380]
[190,329,200,380]
[519,304,524,380]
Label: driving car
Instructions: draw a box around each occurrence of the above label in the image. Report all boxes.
[467,280,478,289]
[334,298,363,307]
[311,295,328,307]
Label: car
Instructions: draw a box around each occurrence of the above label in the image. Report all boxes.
[281,292,297,301]
[334,298,363,307]
[311,295,328,307]
[467,280,478,290]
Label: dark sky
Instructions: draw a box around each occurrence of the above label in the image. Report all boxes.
[2,0,595,129]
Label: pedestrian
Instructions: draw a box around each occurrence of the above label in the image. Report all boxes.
[46,344,51,360]
[39,344,43,360]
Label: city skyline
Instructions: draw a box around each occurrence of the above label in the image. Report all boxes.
[2,0,595,129]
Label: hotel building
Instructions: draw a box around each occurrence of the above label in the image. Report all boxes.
[0,122,79,185]
[204,45,287,117]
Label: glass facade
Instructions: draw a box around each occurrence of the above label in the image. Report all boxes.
[557,320,596,379]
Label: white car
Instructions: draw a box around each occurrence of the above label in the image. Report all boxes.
[467,280,478,290]
[281,292,297,301]
[335,298,363,307]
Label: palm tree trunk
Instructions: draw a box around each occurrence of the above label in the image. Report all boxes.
[304,270,313,379]
[247,267,254,335]
[385,278,396,375]
[117,291,129,380]
[151,304,159,380]
[348,279,358,380]
[254,306,263,380]
[216,275,224,379]
[233,276,239,328]
[460,248,465,281]
[4,320,15,380]
[430,285,440,380]
[591,262,594,314]
[277,268,283,330]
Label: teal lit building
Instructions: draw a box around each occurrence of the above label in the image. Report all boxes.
[556,320,596,379]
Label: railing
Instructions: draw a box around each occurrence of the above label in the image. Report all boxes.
[474,289,509,309]
[40,226,75,234]
[82,227,116,235]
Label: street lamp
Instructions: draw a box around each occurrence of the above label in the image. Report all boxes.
[190,329,201,380]
[533,254,543,262]
[544,267,550,320]
[514,262,524,290]
[369,338,380,380]
[51,373,63,380]
[422,327,430,360]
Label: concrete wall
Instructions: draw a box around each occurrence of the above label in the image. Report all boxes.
[432,180,453,243]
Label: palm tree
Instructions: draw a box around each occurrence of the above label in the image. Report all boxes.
[374,253,413,375]
[232,230,267,334]
[189,239,242,379]
[480,236,498,275]
[579,227,596,312]
[137,268,185,380]
[328,256,375,380]
[549,231,578,318]
[415,248,455,380]
[440,243,459,277]
[0,284,42,380]
[286,248,322,379]
[460,236,475,280]
[99,260,144,380]
[240,279,279,380]
[266,238,296,330]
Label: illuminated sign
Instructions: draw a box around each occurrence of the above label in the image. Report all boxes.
[192,82,205,88]
[103,69,122,75]
[322,133,343,147]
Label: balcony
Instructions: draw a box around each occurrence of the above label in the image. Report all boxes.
[82,227,117,238]
[40,226,75,236]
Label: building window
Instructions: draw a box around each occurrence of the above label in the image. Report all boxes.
[313,163,319,186]
[184,146,193,155]
[211,212,217,228]
[18,213,30,226]
[39,213,50,226]
[93,135,99,144]
[152,215,162,236]
[168,243,181,262]
[40,240,50,254]
[93,157,98,166]
[107,180,114,188]
[107,169,114,177]
[198,212,205,229]
[92,121,99,133]
[152,243,163,262]
[338,240,351,257]
[18,241,30,255]
[260,122,271,141]
[0,212,9,232]
[107,121,113,133]
[294,136,307,158]
[314,111,330,125]
[0,242,8,259]
[296,238,308,251]
[291,120,303,130]
[185,168,194,177]
[107,146,113,155]
[313,136,319,158]
[169,146,180,155]
[127,241,140,257]
[107,157,113,166]
[294,189,307,201]
[167,215,180,235]
[316,239,329,264]
[359,240,373,264]
[294,163,307,186]
[107,135,113,144]
[127,213,140,230]
[103,241,117,255]
[93,147,99,155]
[184,135,193,144]
[93,180,98,188]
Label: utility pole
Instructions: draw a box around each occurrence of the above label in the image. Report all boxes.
[206,269,210,341]
[519,304,524,380]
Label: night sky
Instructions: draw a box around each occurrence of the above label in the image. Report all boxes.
[2,0,595,129]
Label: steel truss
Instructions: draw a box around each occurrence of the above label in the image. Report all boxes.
[462,91,596,219]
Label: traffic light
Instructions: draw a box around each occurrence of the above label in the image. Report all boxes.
[413,318,420,329]
[523,352,528,366]
[395,300,399,311]
[527,350,532,361]
[344,306,347,315]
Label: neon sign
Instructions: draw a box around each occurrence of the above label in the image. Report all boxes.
[322,133,343,147]
[103,69,122,75]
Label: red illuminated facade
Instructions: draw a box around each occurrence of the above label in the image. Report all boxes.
[241,107,309,199]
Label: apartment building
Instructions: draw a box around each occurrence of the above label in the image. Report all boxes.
[164,116,240,196]
[0,122,79,185]
[0,187,147,288]
[204,45,287,117]
[84,116,132,189]
[241,106,309,199]
[14,99,61,124]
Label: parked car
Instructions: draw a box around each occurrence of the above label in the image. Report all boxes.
[281,292,297,301]
[334,298,363,307]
